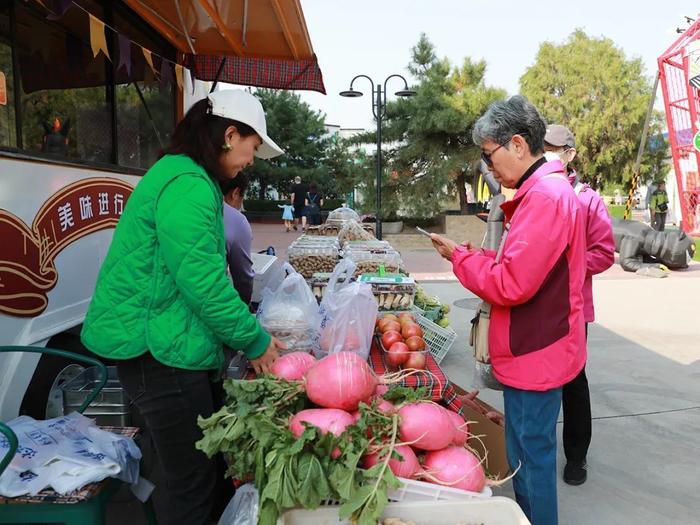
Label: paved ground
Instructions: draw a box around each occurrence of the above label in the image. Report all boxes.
[107,223,700,524]
[422,264,700,525]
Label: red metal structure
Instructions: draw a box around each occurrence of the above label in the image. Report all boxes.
[658,20,700,236]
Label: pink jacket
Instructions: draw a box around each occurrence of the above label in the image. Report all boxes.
[569,173,615,322]
[452,161,587,391]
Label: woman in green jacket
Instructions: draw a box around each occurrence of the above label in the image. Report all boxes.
[81,90,285,525]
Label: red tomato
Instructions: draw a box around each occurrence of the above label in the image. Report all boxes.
[380,320,402,334]
[405,336,426,352]
[382,314,399,323]
[404,351,426,370]
[386,342,410,367]
[402,323,424,339]
[381,330,403,350]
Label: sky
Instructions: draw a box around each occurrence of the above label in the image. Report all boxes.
[297,0,696,130]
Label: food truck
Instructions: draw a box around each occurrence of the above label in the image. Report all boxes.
[0,0,325,421]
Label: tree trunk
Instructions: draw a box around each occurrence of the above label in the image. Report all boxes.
[258,177,267,200]
[455,170,468,213]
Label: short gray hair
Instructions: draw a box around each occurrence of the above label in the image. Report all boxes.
[294,176,302,183]
[472,95,547,155]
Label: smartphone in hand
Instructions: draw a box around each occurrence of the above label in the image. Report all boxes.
[415,226,432,237]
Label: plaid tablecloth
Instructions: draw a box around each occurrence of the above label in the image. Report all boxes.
[0,426,139,505]
[369,338,464,416]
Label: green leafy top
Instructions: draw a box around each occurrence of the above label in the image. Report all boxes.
[196,377,427,525]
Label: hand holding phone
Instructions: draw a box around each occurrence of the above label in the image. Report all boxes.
[415,226,431,237]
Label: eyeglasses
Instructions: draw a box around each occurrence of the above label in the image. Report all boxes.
[481,139,511,167]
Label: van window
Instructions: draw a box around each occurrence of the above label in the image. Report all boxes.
[0,5,16,147]
[2,1,175,170]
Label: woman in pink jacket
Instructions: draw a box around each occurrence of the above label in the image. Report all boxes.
[430,96,586,525]
[544,125,615,486]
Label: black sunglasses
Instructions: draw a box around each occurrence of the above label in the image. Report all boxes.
[481,139,511,168]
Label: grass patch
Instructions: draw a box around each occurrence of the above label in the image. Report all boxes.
[607,205,626,219]
[694,238,700,262]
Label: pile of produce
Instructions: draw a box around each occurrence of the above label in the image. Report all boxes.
[414,285,451,328]
[376,313,428,370]
[197,351,488,525]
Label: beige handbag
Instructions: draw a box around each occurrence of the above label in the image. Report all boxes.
[469,223,509,390]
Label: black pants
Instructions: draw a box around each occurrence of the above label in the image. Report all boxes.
[562,325,591,464]
[117,352,231,525]
[652,212,666,231]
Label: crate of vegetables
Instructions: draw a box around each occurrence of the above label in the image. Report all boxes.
[376,312,455,365]
[376,313,430,370]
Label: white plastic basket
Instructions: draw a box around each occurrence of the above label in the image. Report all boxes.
[413,312,457,364]
[278,498,531,525]
[390,477,492,502]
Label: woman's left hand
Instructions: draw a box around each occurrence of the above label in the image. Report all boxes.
[250,337,286,374]
[429,234,459,261]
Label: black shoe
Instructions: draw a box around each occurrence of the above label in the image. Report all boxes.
[563,461,587,485]
[293,225,298,231]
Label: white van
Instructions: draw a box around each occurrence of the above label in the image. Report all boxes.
[0,0,323,421]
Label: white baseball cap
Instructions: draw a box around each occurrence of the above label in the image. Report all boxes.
[207,89,284,159]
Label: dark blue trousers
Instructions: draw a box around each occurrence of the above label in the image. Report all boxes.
[504,386,562,525]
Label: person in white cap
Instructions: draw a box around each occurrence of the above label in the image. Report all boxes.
[82,89,285,525]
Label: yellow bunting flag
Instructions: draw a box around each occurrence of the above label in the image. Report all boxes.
[89,14,110,61]
[175,64,184,90]
[142,47,157,76]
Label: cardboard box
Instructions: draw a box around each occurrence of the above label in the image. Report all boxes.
[452,382,510,479]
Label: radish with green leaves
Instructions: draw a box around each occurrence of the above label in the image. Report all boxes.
[422,446,486,493]
[397,402,454,450]
[304,351,379,411]
[363,444,421,479]
[271,352,316,381]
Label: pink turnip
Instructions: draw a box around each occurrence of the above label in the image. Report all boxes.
[446,410,469,446]
[305,352,378,411]
[271,352,316,381]
[422,446,486,493]
[398,402,455,450]
[363,445,421,479]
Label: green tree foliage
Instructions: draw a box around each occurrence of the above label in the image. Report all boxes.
[249,89,329,199]
[520,29,667,189]
[358,34,505,218]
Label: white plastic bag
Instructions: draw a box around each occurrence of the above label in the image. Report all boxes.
[217,483,259,525]
[316,259,378,360]
[257,264,320,354]
[0,412,141,497]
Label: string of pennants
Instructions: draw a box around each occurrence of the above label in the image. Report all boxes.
[37,0,194,91]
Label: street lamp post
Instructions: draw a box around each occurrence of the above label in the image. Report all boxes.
[340,75,415,239]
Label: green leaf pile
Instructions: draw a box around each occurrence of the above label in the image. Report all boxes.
[196,378,426,525]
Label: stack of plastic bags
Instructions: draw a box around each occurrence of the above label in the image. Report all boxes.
[0,412,141,497]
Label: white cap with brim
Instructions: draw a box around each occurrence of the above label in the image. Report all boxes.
[207,89,284,160]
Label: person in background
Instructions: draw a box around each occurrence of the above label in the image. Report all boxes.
[304,182,324,226]
[223,173,254,306]
[278,200,295,232]
[650,181,669,231]
[290,175,308,231]
[544,124,615,486]
[81,90,286,525]
[429,96,586,525]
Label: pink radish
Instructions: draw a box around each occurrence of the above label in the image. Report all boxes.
[446,410,469,446]
[422,446,486,493]
[375,385,389,397]
[305,352,378,411]
[398,402,455,451]
[271,352,316,381]
[350,410,361,423]
[289,408,355,438]
[377,399,396,415]
[363,445,421,479]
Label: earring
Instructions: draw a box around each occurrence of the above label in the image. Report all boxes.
[222,143,232,151]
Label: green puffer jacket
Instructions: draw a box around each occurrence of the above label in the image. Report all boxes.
[81,154,270,370]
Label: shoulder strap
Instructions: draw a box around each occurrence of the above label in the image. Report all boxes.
[574,181,585,195]
[495,223,510,263]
